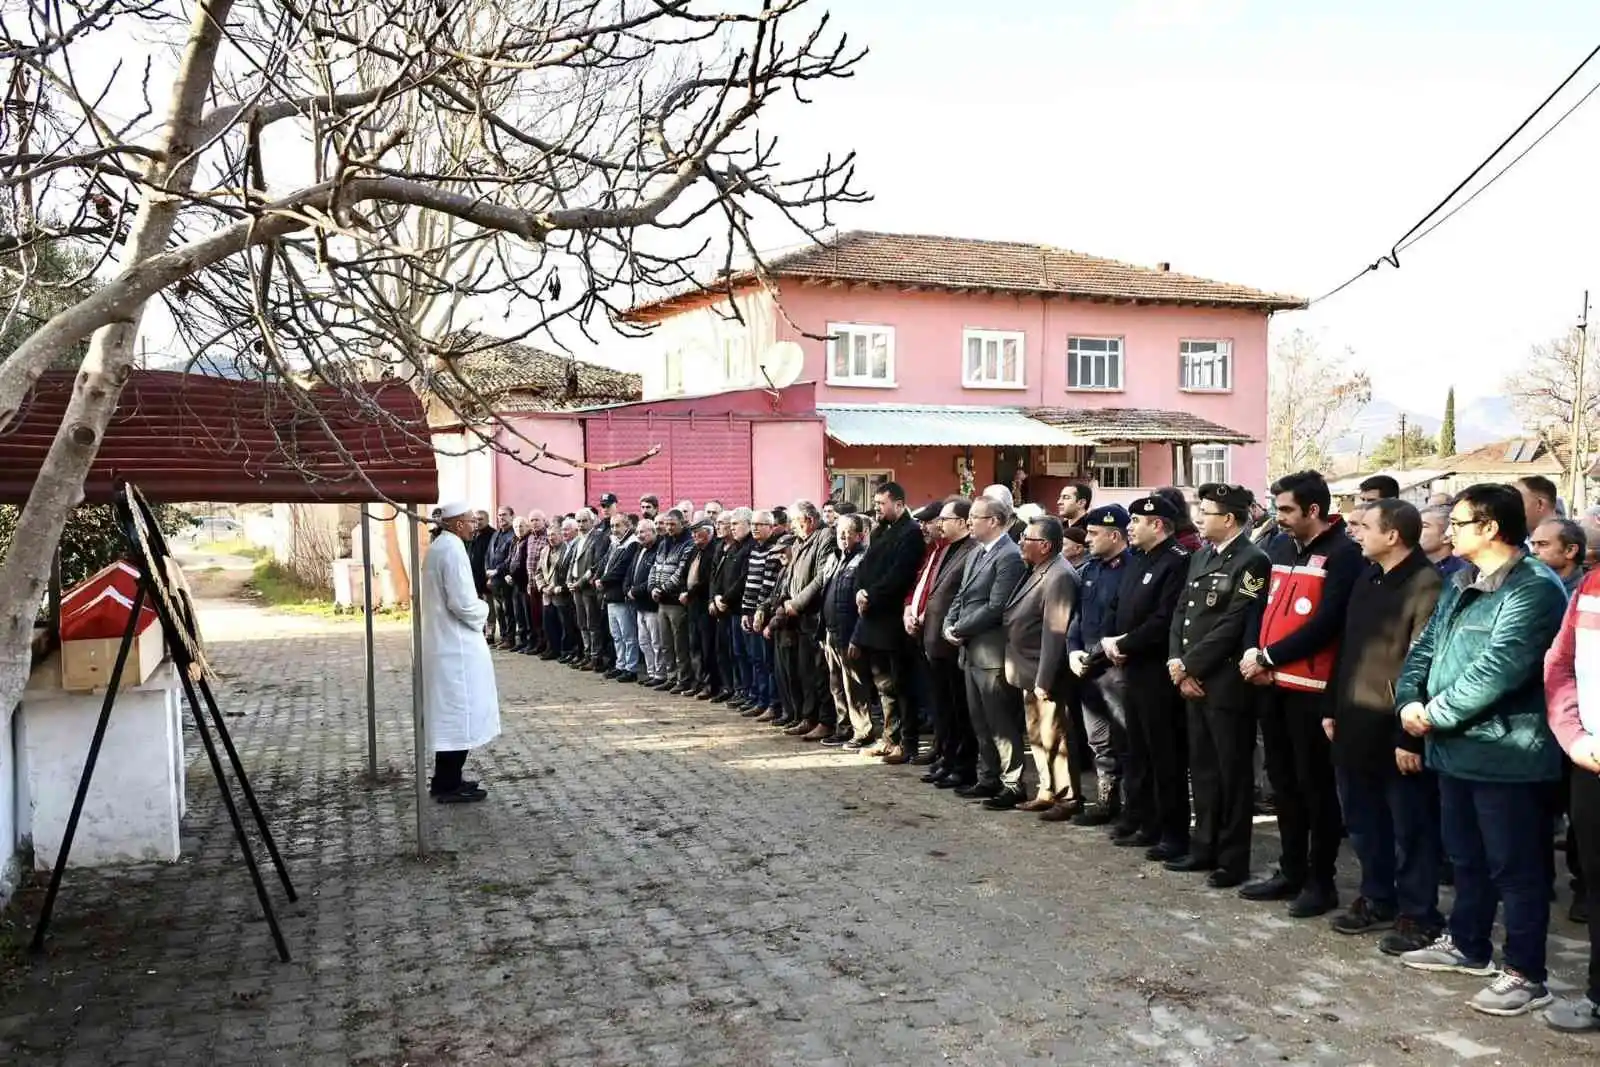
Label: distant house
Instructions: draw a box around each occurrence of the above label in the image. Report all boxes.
[422,332,642,426]
[623,230,1303,508]
[1432,437,1566,498]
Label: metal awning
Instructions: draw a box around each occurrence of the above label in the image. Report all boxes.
[1327,467,1453,496]
[819,404,1096,448]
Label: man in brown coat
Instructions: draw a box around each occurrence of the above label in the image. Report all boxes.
[1002,515,1082,819]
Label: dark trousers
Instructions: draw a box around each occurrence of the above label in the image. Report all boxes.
[690,602,719,690]
[775,629,826,724]
[489,582,514,642]
[1553,761,1588,896]
[928,655,976,777]
[1081,667,1132,784]
[526,589,545,649]
[866,640,916,749]
[717,614,746,695]
[1570,769,1600,1001]
[556,601,580,654]
[1441,774,1552,981]
[1127,665,1189,849]
[432,749,468,792]
[660,604,693,685]
[773,631,798,719]
[510,585,533,646]
[1259,687,1343,889]
[1187,691,1256,878]
[1336,763,1443,925]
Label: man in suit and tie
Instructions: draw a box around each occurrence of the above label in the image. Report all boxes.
[1006,515,1084,820]
[943,496,1028,807]
[919,498,980,789]
[1166,483,1273,889]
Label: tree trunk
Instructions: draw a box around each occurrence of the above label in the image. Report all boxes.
[0,0,234,729]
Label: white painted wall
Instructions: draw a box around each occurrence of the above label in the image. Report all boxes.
[638,289,777,399]
[431,432,496,513]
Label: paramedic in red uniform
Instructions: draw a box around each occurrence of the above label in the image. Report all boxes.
[1238,469,1366,918]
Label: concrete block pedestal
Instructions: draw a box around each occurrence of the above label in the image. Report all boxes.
[18,657,185,869]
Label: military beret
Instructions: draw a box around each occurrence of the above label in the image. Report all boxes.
[912,501,943,523]
[1198,482,1254,509]
[1129,495,1180,522]
[1063,526,1088,546]
[1086,503,1130,531]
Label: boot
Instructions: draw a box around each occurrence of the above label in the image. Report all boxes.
[1071,774,1121,827]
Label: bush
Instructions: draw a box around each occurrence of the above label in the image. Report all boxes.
[0,502,191,590]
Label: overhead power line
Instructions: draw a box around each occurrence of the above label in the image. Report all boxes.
[1310,41,1600,306]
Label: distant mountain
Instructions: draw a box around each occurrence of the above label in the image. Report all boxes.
[1332,394,1525,459]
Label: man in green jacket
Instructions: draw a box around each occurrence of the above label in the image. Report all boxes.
[1395,483,1569,1018]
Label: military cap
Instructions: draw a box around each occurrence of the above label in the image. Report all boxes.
[1129,495,1180,522]
[1086,503,1130,531]
[912,501,943,523]
[1197,482,1254,509]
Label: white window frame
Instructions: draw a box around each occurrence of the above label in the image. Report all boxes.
[825,322,896,387]
[1066,336,1124,391]
[664,349,685,395]
[1092,445,1139,489]
[961,328,1026,389]
[1180,339,1233,392]
[1190,444,1231,485]
[829,469,894,512]
[721,335,750,384]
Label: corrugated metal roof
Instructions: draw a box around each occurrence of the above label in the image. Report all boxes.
[818,404,1096,447]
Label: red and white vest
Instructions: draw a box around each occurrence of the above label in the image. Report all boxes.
[1261,552,1337,693]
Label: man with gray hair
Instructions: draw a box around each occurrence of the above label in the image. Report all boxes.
[650,509,696,693]
[983,483,1027,543]
[569,508,609,670]
[775,501,833,739]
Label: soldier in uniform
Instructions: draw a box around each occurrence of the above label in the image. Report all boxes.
[1100,494,1192,860]
[1165,483,1272,889]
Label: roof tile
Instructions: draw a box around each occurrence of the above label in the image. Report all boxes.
[1027,407,1255,444]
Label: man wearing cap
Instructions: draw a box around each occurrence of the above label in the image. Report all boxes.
[1166,483,1272,889]
[1062,526,1089,570]
[420,502,501,803]
[1067,503,1134,826]
[1104,495,1193,859]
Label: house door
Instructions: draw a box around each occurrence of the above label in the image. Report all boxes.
[993,446,1033,504]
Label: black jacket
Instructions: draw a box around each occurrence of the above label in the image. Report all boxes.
[684,540,717,605]
[1170,533,1272,699]
[853,510,924,650]
[823,545,865,644]
[1329,549,1442,768]
[469,527,493,595]
[627,543,659,611]
[599,539,641,604]
[713,536,753,616]
[1108,537,1190,667]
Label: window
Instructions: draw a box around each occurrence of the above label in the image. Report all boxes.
[664,349,684,395]
[1190,444,1230,485]
[1180,339,1232,391]
[722,336,750,385]
[963,329,1025,388]
[826,323,894,386]
[829,470,893,512]
[1092,446,1139,489]
[1067,337,1123,390]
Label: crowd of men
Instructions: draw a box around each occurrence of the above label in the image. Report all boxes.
[438,470,1600,1033]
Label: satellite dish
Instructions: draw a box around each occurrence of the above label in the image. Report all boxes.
[759,341,805,388]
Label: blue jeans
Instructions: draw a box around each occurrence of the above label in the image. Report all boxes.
[606,602,639,673]
[725,616,751,695]
[1439,774,1552,981]
[1336,764,1443,925]
[745,627,775,707]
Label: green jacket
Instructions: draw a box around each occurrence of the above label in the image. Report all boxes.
[1394,551,1567,783]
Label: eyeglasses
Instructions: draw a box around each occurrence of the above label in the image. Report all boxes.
[1448,517,1484,530]
[1020,535,1049,544]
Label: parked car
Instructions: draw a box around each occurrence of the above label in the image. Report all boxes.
[183,516,244,543]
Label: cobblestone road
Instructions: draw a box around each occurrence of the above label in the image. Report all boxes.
[1,600,1595,1065]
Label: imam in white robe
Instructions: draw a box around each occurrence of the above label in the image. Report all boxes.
[421,529,502,752]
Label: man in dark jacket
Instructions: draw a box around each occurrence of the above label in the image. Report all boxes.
[1105,495,1191,859]
[683,520,721,699]
[1238,470,1364,918]
[598,514,641,683]
[1324,500,1444,954]
[710,513,749,703]
[777,502,833,739]
[740,512,785,717]
[915,499,979,786]
[851,481,928,762]
[821,515,873,747]
[628,520,663,685]
[649,510,695,693]
[1067,503,1133,826]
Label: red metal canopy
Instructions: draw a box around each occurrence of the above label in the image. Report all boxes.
[0,370,438,504]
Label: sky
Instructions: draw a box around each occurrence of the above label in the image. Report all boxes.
[70,1,1600,420]
[701,0,1600,417]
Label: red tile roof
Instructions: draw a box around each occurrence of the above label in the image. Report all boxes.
[0,370,438,504]
[625,231,1305,319]
[1028,407,1255,444]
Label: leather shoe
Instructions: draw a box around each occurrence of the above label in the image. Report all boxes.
[754,708,780,723]
[935,774,974,790]
[709,691,731,704]
[740,705,766,718]
[955,781,1001,799]
[1111,829,1160,848]
[880,746,910,765]
[784,719,815,736]
[801,723,832,742]
[1162,854,1217,873]
[1239,871,1301,902]
[863,742,889,758]
[1145,841,1187,863]
[981,789,1024,811]
[909,751,938,766]
[696,689,715,700]
[1039,799,1083,822]
[1018,797,1057,813]
[1206,869,1248,889]
[1286,886,1338,919]
[919,764,946,783]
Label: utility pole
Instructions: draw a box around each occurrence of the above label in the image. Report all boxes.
[1570,290,1590,512]
[1398,412,1408,471]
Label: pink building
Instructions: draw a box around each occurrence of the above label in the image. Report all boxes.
[625,231,1304,510]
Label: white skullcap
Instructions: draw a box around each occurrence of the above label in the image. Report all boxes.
[980,484,1014,508]
[436,500,472,519]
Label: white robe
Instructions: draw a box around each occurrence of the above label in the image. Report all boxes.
[421,530,502,752]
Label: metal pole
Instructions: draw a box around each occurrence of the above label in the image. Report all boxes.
[47,546,61,639]
[1570,291,1590,513]
[409,512,428,856]
[360,506,377,780]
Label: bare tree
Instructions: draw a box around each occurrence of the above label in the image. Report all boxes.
[1507,330,1599,510]
[1267,328,1372,477]
[0,0,865,721]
